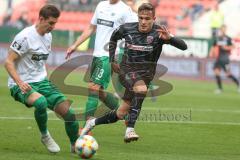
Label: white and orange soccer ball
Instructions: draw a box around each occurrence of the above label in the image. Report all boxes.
[75,135,99,159]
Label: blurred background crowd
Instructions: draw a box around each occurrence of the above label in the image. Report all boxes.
[1,0,240,38]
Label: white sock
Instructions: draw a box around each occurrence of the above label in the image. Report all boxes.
[126,127,134,134]
[41,131,49,137]
[92,119,96,126]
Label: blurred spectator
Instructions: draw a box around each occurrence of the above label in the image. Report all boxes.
[69,0,80,5]
[149,0,159,8]
[15,11,31,29]
[189,0,204,21]
[135,0,149,11]
[176,7,190,21]
[125,0,137,12]
[210,3,224,38]
[80,0,91,5]
[177,0,204,22]
[47,0,67,10]
[159,16,168,27]
[79,0,93,11]
[2,10,13,27]
[48,0,97,11]
[59,0,68,10]
[7,0,13,10]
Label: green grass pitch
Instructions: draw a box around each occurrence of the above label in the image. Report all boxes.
[0,65,240,160]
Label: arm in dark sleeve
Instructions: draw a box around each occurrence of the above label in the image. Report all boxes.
[169,37,188,50]
[109,26,124,62]
[227,37,232,46]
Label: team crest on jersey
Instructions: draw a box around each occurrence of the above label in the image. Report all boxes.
[147,36,154,44]
[12,37,27,51]
[12,41,22,50]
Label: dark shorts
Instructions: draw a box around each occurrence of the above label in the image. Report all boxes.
[119,71,152,101]
[213,60,230,72]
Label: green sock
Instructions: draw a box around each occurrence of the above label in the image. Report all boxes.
[85,93,99,119]
[103,92,119,110]
[33,96,48,135]
[34,109,48,135]
[64,108,79,145]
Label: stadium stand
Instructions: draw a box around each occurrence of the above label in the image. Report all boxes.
[0,0,219,34]
[156,0,217,36]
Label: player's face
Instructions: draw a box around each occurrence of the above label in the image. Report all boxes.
[109,0,119,4]
[138,10,155,33]
[39,16,58,33]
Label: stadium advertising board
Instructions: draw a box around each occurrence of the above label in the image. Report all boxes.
[162,38,211,58]
[159,58,200,77]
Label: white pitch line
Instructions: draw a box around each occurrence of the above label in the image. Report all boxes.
[143,107,240,114]
[47,107,240,114]
[0,116,240,126]
[0,116,59,121]
[140,120,240,126]
[47,111,54,114]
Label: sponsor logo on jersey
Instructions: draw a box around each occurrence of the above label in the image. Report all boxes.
[97,18,114,27]
[126,43,153,51]
[31,54,49,61]
[147,36,154,44]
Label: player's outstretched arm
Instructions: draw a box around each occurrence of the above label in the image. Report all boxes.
[169,37,188,51]
[66,24,96,59]
[157,25,187,50]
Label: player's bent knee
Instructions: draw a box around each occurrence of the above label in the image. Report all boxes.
[88,83,101,92]
[133,85,148,94]
[33,96,48,111]
[54,100,72,118]
[62,108,77,122]
[54,100,78,122]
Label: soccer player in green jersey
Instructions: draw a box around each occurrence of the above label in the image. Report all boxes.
[4,4,79,153]
[66,0,135,127]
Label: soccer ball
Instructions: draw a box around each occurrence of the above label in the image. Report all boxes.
[75,135,99,159]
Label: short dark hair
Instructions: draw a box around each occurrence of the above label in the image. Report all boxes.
[138,3,155,16]
[39,4,60,19]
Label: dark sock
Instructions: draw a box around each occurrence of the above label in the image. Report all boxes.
[85,92,99,118]
[127,93,146,128]
[228,75,239,86]
[215,75,222,90]
[95,110,119,125]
